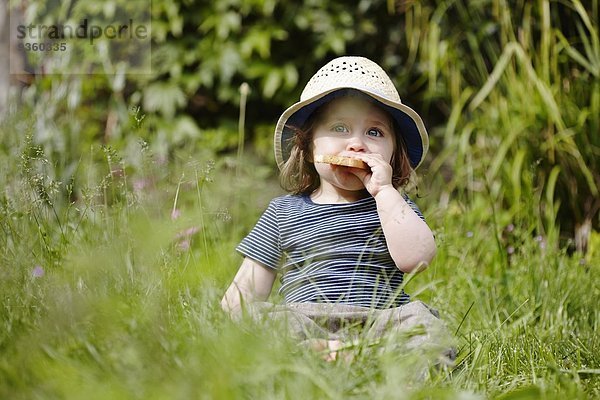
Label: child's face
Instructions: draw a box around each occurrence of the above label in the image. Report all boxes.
[311,95,396,192]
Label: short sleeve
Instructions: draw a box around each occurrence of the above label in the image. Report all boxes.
[402,194,425,221]
[236,199,282,270]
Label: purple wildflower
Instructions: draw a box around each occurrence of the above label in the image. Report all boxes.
[178,240,191,251]
[32,266,45,278]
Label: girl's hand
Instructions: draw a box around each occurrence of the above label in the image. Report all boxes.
[349,153,394,197]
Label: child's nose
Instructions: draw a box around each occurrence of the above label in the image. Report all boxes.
[347,136,366,152]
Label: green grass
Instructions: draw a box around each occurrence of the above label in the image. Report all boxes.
[1,124,598,399]
[4,1,598,398]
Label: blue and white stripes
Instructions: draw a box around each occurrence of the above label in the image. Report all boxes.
[237,194,425,309]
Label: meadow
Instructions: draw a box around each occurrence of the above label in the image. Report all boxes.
[2,0,599,398]
[0,112,598,399]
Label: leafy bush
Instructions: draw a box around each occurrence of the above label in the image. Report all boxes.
[414,0,599,251]
[7,0,599,248]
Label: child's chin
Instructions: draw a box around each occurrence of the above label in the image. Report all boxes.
[336,178,366,192]
[322,169,365,191]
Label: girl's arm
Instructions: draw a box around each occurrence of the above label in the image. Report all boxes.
[221,257,277,318]
[374,185,436,273]
[352,154,436,273]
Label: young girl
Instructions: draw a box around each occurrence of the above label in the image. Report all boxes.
[222,56,453,363]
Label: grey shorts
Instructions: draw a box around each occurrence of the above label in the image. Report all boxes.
[248,300,456,361]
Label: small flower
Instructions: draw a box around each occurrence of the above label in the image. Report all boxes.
[177,239,191,251]
[505,224,515,233]
[32,266,44,278]
[133,178,150,192]
[535,235,546,250]
[176,226,200,239]
[466,231,474,238]
[175,226,201,252]
[171,209,181,220]
[507,246,515,255]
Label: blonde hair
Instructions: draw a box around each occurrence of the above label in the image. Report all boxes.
[279,98,414,195]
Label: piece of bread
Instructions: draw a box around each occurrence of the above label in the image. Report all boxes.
[314,154,369,170]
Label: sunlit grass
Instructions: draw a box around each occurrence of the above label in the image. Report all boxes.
[1,2,599,396]
[1,114,598,399]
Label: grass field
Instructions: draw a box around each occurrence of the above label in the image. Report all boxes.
[1,122,599,399]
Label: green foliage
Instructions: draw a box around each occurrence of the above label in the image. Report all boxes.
[1,113,599,398]
[416,0,600,249]
[11,0,599,248]
[3,2,600,396]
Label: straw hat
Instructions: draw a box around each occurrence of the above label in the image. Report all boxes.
[274,56,429,170]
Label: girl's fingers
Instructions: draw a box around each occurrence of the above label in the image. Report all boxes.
[349,154,393,196]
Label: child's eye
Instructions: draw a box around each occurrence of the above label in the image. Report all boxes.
[366,128,384,137]
[332,124,349,133]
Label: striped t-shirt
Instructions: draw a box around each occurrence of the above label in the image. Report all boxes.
[237,194,425,309]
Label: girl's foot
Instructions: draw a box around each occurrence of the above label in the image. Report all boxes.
[304,339,355,363]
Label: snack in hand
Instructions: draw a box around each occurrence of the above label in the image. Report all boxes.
[314,154,369,170]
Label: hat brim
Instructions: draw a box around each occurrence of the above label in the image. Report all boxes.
[274,88,429,170]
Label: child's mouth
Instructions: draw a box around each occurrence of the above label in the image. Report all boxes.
[314,154,369,170]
